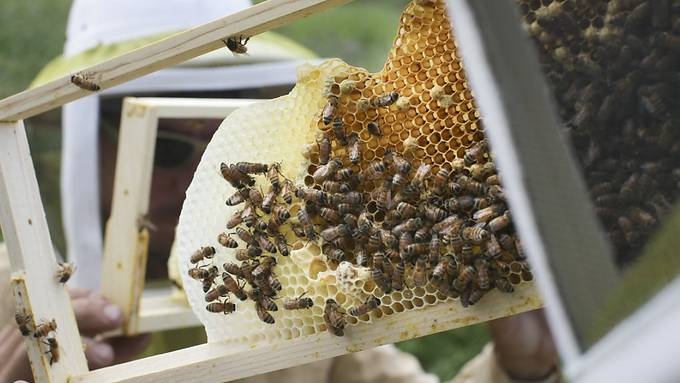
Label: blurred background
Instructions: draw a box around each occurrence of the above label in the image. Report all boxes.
[0,0,488,379]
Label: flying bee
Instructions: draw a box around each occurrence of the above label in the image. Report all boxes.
[421,205,447,222]
[348,134,362,164]
[323,299,346,336]
[322,96,339,125]
[225,189,248,206]
[317,134,332,165]
[225,35,250,55]
[190,246,216,264]
[15,310,33,336]
[55,262,76,284]
[367,121,382,136]
[71,74,100,91]
[220,162,254,188]
[363,160,387,180]
[371,91,399,108]
[320,224,351,242]
[464,141,487,165]
[488,212,511,232]
[332,118,348,146]
[43,337,60,365]
[33,319,57,338]
[349,295,381,317]
[413,258,428,287]
[189,265,218,281]
[205,284,230,302]
[284,293,314,310]
[313,158,342,182]
[206,300,236,315]
[222,273,247,301]
[495,278,514,293]
[474,259,490,290]
[235,161,268,175]
[235,247,262,261]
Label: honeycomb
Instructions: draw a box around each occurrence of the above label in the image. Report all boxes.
[176,0,534,344]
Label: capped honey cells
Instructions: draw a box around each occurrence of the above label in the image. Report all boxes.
[177,0,535,344]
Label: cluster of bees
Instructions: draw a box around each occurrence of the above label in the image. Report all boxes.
[518,0,680,266]
[12,262,74,365]
[188,82,528,336]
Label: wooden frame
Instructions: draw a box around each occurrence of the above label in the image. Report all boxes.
[0,1,543,382]
[102,97,258,336]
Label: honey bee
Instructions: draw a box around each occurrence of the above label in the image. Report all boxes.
[446,233,464,253]
[466,288,487,307]
[455,266,476,290]
[464,141,487,165]
[395,202,418,220]
[320,224,351,243]
[322,96,339,125]
[188,265,218,281]
[252,256,277,280]
[460,243,474,265]
[235,246,263,261]
[413,258,428,287]
[474,259,490,290]
[371,91,399,108]
[355,247,370,266]
[266,163,281,189]
[272,205,291,225]
[348,295,381,317]
[486,174,501,186]
[252,301,274,324]
[70,74,100,91]
[495,278,514,293]
[431,257,449,283]
[488,212,511,232]
[429,233,442,263]
[431,215,463,234]
[223,262,244,278]
[432,168,450,193]
[272,235,289,257]
[235,227,253,244]
[235,162,268,175]
[33,319,57,338]
[332,118,348,146]
[367,121,382,136]
[248,188,264,207]
[296,188,328,205]
[392,217,423,236]
[343,191,363,206]
[412,164,431,186]
[313,158,342,182]
[363,160,387,180]
[15,310,33,336]
[55,262,76,284]
[261,190,277,215]
[284,293,314,310]
[405,243,429,258]
[222,272,247,301]
[280,181,295,205]
[241,205,258,227]
[226,209,244,229]
[463,226,489,243]
[486,234,502,258]
[319,207,341,223]
[267,274,282,292]
[464,179,487,196]
[379,229,399,249]
[205,284,229,302]
[413,225,432,243]
[472,197,490,210]
[43,337,60,365]
[392,259,405,290]
[487,185,505,203]
[371,263,391,293]
[343,213,358,229]
[398,232,413,252]
[421,205,447,222]
[386,151,412,174]
[498,234,515,251]
[220,162,254,188]
[225,189,248,206]
[190,246,216,264]
[473,205,502,223]
[217,233,238,248]
[323,299,346,336]
[225,35,250,55]
[206,300,236,315]
[629,207,656,229]
[348,134,362,164]
[256,234,277,254]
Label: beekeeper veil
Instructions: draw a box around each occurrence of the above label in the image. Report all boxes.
[31,0,317,290]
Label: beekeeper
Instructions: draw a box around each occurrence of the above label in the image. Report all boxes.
[0,0,559,381]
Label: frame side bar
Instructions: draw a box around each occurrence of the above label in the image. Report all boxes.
[0,0,353,122]
[446,0,619,359]
[0,121,88,381]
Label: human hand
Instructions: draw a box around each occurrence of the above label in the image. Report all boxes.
[488,309,559,381]
[1,288,150,382]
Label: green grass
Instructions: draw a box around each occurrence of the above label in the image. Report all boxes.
[2,0,491,378]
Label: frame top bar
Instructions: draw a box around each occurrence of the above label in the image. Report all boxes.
[0,0,353,122]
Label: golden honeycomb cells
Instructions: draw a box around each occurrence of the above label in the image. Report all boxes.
[176,0,540,345]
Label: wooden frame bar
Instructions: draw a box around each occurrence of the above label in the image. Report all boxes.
[102,98,258,335]
[0,0,353,122]
[0,121,88,382]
